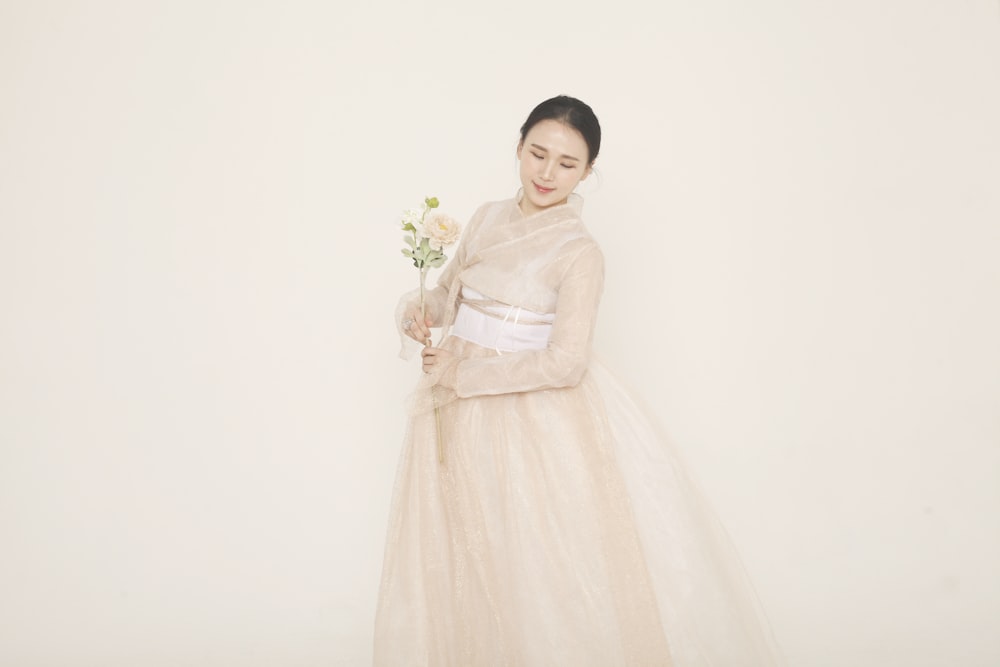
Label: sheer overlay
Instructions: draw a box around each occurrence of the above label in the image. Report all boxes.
[375,195,783,666]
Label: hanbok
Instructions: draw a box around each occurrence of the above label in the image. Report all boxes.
[374,194,783,666]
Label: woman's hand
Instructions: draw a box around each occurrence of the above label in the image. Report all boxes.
[401,305,433,344]
[421,346,454,375]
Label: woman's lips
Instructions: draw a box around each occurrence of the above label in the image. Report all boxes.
[533,182,555,194]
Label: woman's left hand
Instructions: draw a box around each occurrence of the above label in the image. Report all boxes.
[421,346,454,374]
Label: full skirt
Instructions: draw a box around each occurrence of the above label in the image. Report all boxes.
[373,337,783,666]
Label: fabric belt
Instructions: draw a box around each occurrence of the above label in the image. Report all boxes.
[450,295,553,353]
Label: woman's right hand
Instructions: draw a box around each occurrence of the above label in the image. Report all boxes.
[401,305,433,344]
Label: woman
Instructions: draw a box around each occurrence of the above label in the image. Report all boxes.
[374,96,783,666]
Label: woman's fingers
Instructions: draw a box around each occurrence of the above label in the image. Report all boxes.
[404,323,423,342]
[402,310,432,342]
[421,346,448,372]
[420,346,455,373]
[416,317,432,340]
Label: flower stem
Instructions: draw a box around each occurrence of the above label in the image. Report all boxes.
[418,266,444,464]
[419,267,427,332]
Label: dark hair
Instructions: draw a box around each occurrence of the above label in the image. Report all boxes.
[519,95,601,165]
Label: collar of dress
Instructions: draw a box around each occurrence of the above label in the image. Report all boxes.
[467,190,586,261]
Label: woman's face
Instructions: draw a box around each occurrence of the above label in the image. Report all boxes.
[516,119,592,216]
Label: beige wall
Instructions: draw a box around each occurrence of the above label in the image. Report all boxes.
[1,1,998,665]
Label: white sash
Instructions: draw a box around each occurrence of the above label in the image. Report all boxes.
[450,286,553,353]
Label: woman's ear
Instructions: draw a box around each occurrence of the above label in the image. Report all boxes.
[515,139,523,160]
[581,161,594,181]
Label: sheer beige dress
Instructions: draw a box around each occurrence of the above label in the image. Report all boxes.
[374,194,783,666]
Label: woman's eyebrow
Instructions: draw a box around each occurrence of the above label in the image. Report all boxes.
[529,143,581,161]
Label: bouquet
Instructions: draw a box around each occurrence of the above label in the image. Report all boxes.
[401,196,461,326]
[399,196,461,463]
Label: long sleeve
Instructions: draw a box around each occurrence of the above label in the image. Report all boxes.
[444,243,604,397]
[394,284,446,360]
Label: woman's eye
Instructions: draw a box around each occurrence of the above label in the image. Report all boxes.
[531,152,543,160]
[561,164,575,169]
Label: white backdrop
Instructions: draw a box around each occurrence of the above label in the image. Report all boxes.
[2,2,998,665]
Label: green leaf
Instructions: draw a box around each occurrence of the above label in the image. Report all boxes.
[425,196,439,209]
[403,235,415,248]
[401,222,416,232]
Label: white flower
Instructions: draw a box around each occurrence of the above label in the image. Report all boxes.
[401,207,425,230]
[422,213,461,250]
